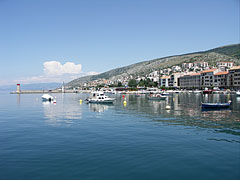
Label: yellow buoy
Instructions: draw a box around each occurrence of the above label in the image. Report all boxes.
[123,98,127,106]
[79,99,83,104]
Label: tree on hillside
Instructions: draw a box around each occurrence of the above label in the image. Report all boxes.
[117,82,123,87]
[138,79,145,87]
[128,79,137,87]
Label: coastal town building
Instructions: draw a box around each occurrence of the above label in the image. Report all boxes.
[194,61,208,68]
[171,66,182,73]
[78,60,238,90]
[162,68,172,75]
[179,73,201,89]
[217,62,234,68]
[169,73,182,88]
[228,66,240,90]
[213,71,228,88]
[217,62,234,71]
[159,76,170,87]
[182,63,193,69]
[200,69,219,88]
[147,71,160,82]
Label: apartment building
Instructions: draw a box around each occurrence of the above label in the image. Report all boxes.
[228,66,240,89]
[179,73,201,89]
[216,62,234,68]
[217,62,234,71]
[194,61,208,68]
[169,73,182,88]
[159,76,170,87]
[213,71,228,88]
[182,63,193,69]
[200,69,218,88]
[147,71,160,82]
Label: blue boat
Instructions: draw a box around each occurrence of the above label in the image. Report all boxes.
[201,100,232,109]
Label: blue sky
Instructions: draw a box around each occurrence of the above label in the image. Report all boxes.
[0,0,239,85]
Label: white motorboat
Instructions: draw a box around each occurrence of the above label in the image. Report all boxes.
[194,90,202,94]
[42,94,54,101]
[86,91,115,103]
[173,90,181,93]
[161,92,170,96]
[148,94,167,100]
[236,90,240,96]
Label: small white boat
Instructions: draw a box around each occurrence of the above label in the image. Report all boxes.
[86,91,115,103]
[42,94,54,101]
[173,90,181,93]
[148,94,167,100]
[236,90,240,96]
[194,90,201,94]
[161,92,170,96]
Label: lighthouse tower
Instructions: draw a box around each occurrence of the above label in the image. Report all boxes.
[16,84,20,93]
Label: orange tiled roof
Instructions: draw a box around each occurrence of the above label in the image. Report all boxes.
[200,69,217,73]
[214,71,228,75]
[160,76,170,79]
[189,73,200,76]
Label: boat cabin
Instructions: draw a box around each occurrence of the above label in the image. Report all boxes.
[91,92,107,99]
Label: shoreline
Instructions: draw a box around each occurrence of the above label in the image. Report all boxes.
[10,90,92,94]
[9,89,238,94]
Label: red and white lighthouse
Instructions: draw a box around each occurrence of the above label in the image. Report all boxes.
[16,84,20,93]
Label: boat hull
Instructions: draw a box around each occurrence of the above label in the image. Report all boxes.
[87,98,115,104]
[88,100,114,104]
[148,96,167,100]
[203,90,213,94]
[42,98,53,101]
[41,94,54,101]
[201,103,231,109]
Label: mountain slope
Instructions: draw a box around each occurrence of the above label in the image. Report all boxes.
[206,44,240,58]
[67,44,240,87]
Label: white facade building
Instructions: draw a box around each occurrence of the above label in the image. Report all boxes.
[159,76,170,87]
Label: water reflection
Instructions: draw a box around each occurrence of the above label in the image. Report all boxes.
[41,93,240,136]
[42,98,82,127]
[17,94,21,105]
[236,97,240,103]
[88,103,113,113]
[115,94,240,136]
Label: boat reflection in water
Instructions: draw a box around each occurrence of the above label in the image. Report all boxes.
[115,93,240,136]
[41,93,239,136]
[236,97,240,103]
[42,98,83,127]
[88,103,113,113]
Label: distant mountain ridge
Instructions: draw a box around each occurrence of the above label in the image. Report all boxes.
[67,44,240,87]
[0,83,62,92]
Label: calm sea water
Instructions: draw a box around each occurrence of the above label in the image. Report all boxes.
[0,92,239,180]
